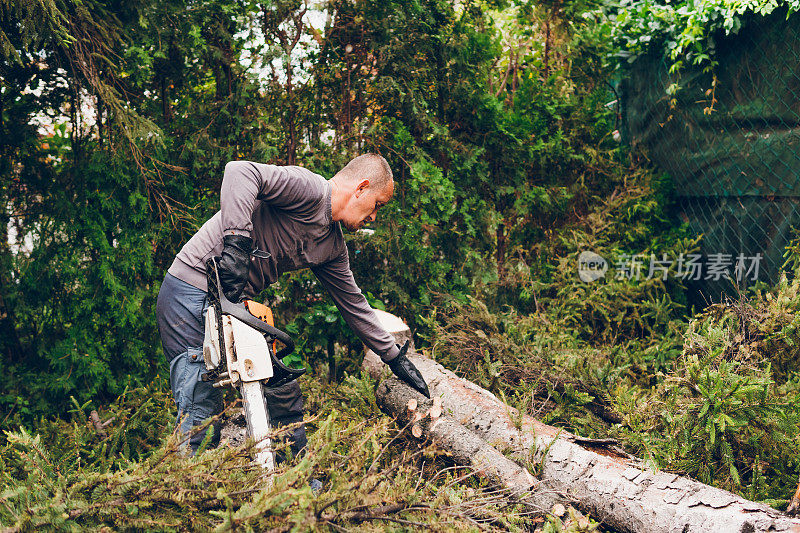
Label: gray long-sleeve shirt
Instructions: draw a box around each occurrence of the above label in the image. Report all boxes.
[168,160,400,362]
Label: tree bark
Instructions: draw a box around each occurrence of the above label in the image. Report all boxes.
[363,310,800,533]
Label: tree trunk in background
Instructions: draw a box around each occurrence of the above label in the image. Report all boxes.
[496,221,506,278]
[97,95,104,145]
[543,18,551,76]
[543,0,562,77]
[285,78,297,165]
[363,310,800,533]
[327,336,336,383]
[0,206,24,364]
[160,77,172,122]
[262,3,305,164]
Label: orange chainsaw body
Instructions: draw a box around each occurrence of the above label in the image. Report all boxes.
[244,299,275,326]
[244,300,277,353]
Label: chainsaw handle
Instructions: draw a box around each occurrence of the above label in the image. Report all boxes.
[207,257,295,359]
[222,299,295,358]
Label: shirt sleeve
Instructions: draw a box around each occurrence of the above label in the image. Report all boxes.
[220,161,323,236]
[311,250,400,363]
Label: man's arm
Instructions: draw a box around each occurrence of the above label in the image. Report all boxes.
[311,251,400,363]
[220,161,321,236]
[217,161,323,301]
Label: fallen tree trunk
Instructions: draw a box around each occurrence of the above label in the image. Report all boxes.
[364,310,800,533]
[375,377,541,502]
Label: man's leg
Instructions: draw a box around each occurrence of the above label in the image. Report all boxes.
[157,272,307,458]
[156,273,223,452]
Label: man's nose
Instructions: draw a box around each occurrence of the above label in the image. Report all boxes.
[367,211,377,222]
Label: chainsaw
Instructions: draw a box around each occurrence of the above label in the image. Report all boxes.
[202,256,305,471]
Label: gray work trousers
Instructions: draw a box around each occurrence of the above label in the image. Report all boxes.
[156,272,306,456]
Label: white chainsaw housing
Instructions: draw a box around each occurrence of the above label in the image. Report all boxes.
[203,306,223,370]
[203,305,274,384]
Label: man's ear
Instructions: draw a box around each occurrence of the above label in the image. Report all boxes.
[355,179,370,197]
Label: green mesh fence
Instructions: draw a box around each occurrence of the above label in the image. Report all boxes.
[620,9,800,302]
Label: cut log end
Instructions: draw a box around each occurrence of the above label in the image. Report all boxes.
[411,424,423,439]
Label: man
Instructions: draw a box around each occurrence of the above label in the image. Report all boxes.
[156,153,429,455]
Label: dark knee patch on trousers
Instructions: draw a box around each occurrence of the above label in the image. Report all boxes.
[264,381,306,461]
[264,380,304,419]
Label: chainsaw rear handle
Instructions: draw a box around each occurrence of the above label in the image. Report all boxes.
[206,257,295,360]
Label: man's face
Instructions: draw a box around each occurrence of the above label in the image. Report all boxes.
[341,179,394,231]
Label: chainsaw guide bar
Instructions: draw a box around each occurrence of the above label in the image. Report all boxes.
[201,257,306,473]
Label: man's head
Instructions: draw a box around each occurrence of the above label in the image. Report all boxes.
[330,154,394,231]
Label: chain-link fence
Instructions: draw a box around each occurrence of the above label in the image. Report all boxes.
[620,8,800,303]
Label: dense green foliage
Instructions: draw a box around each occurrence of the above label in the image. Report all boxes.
[425,163,800,503]
[605,0,800,89]
[4,0,800,527]
[0,0,617,425]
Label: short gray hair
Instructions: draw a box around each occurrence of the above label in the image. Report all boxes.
[335,153,393,191]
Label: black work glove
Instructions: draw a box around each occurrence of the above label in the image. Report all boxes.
[387,341,430,398]
[218,234,252,303]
